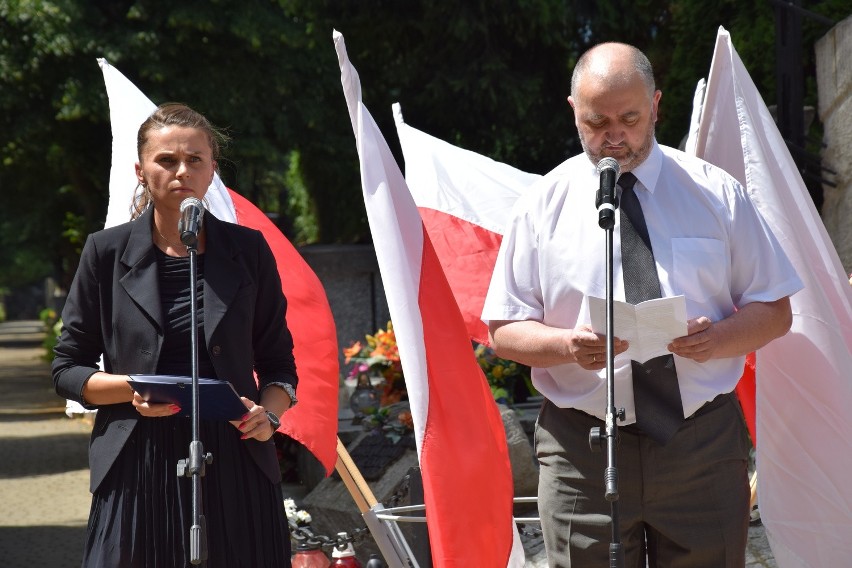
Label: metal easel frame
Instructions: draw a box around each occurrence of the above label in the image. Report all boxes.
[334,438,544,568]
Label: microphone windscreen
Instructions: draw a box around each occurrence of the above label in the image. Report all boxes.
[180,197,204,213]
[596,157,620,176]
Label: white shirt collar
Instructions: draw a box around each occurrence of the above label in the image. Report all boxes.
[628,140,663,194]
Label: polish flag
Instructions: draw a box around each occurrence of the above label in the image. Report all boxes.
[394,107,540,346]
[686,28,852,566]
[335,31,524,566]
[97,58,340,474]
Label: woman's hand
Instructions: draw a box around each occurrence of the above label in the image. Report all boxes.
[230,397,276,442]
[131,391,181,417]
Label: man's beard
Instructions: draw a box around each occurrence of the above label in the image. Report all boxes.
[580,124,656,172]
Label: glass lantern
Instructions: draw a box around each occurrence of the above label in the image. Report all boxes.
[349,372,380,424]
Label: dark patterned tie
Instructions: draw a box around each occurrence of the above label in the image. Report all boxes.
[619,172,684,445]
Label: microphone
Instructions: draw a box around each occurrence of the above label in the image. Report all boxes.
[595,157,620,229]
[178,197,205,247]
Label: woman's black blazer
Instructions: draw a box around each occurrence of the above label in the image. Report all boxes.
[53,206,298,492]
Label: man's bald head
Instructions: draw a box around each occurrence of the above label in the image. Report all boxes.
[567,43,660,171]
[571,43,656,103]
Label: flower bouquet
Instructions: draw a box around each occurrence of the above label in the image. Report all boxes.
[343,321,406,406]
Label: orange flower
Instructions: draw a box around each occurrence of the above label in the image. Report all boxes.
[343,341,363,363]
[369,325,399,362]
[344,322,406,400]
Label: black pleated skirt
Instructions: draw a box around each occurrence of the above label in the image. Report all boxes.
[81,416,291,568]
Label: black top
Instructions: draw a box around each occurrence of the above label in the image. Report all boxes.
[154,249,216,379]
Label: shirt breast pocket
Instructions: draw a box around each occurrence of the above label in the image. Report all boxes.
[671,238,727,302]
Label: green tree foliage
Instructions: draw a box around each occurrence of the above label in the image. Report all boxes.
[0,0,848,296]
[0,0,107,290]
[278,0,584,236]
[658,0,847,150]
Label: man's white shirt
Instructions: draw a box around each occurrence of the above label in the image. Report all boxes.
[482,141,803,423]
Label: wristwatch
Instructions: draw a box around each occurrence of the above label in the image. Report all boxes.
[265,411,281,430]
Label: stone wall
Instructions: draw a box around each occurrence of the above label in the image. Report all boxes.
[816,14,852,272]
[298,243,391,373]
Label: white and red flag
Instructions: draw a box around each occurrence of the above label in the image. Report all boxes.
[96,58,340,475]
[334,31,524,567]
[393,106,540,346]
[686,27,852,567]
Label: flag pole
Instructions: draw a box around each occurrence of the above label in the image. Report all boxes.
[335,437,377,513]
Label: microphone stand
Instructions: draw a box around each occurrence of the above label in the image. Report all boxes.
[176,241,213,565]
[590,180,626,568]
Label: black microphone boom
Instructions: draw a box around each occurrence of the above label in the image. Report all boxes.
[595,157,620,230]
[179,197,205,247]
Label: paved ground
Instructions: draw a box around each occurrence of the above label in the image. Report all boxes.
[0,320,778,567]
[0,320,91,567]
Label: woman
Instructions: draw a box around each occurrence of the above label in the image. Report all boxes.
[53,103,297,567]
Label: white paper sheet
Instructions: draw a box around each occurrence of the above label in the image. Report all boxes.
[589,295,688,363]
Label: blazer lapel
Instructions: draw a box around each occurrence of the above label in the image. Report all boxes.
[203,214,242,343]
[119,208,165,332]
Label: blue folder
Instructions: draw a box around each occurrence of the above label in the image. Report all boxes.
[128,374,247,421]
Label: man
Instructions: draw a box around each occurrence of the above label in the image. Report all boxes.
[482,42,803,567]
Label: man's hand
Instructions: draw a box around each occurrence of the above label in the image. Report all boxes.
[668,316,714,362]
[489,319,628,369]
[568,325,629,370]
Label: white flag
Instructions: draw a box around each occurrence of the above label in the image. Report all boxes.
[691,27,852,567]
[334,30,525,567]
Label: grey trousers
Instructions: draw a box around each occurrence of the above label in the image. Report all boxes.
[536,393,751,568]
